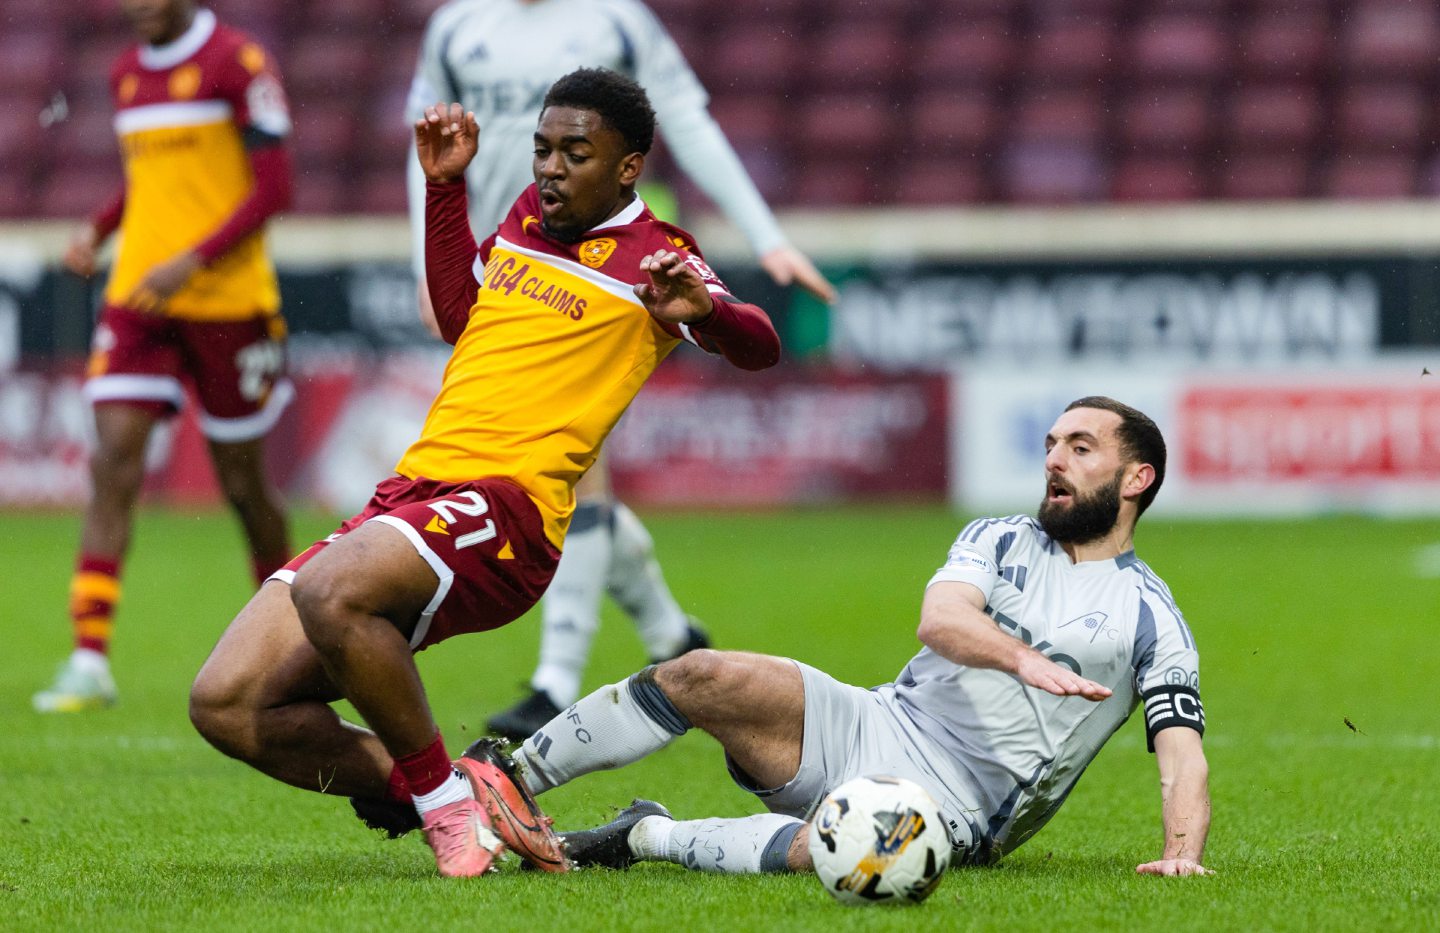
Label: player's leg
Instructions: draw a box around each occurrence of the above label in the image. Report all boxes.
[488,464,613,738]
[33,401,159,712]
[606,497,708,662]
[562,799,812,874]
[207,436,291,586]
[186,315,293,585]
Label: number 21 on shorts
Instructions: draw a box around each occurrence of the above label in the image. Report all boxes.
[427,492,497,549]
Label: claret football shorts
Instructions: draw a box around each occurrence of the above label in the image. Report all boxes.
[272,474,560,651]
[83,304,293,443]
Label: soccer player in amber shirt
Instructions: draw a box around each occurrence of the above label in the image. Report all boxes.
[34,0,294,714]
[190,69,780,879]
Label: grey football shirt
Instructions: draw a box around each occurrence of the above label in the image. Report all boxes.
[406,0,786,275]
[892,515,1204,860]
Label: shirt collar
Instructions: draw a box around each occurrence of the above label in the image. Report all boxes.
[589,195,646,232]
[139,8,217,71]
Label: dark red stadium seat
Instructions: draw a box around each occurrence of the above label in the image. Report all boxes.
[50,97,119,171]
[1129,15,1232,84]
[1111,155,1204,202]
[794,95,898,157]
[1025,18,1119,85]
[1116,89,1212,155]
[788,158,876,206]
[290,168,347,214]
[38,167,124,219]
[288,108,360,165]
[0,171,35,218]
[907,89,998,155]
[912,21,1017,89]
[1321,153,1417,199]
[1000,141,1108,203]
[358,168,409,214]
[0,30,64,98]
[1013,90,1106,145]
[709,96,788,152]
[704,27,802,95]
[1226,84,1322,152]
[69,38,133,101]
[1215,153,1308,200]
[1239,11,1330,79]
[892,157,990,205]
[0,94,43,171]
[805,24,908,92]
[1334,84,1426,154]
[305,0,391,35]
[286,36,374,98]
[1340,3,1440,80]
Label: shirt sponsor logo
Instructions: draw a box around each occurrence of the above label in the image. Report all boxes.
[578,238,616,269]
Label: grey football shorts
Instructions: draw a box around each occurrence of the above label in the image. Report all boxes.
[724,659,985,858]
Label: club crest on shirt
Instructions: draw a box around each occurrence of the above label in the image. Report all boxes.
[169,63,202,101]
[578,238,617,269]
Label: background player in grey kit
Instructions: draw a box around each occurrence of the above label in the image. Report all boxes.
[407,0,838,741]
[502,397,1213,878]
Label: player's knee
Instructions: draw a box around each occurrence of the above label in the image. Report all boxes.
[289,564,354,651]
[189,668,256,759]
[655,648,739,707]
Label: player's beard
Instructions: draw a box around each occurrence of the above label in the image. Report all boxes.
[1037,467,1124,545]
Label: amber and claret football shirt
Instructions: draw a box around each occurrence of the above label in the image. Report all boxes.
[399,182,780,547]
[104,9,291,320]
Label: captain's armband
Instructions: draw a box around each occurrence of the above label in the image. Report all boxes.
[1141,684,1206,752]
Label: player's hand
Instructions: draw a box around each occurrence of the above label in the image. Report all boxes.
[62,223,101,277]
[1015,650,1112,701]
[415,103,479,184]
[759,245,837,304]
[1136,858,1213,876]
[123,251,201,313]
[635,250,712,324]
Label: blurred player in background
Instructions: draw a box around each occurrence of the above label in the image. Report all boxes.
[189,70,782,878]
[33,0,295,713]
[507,399,1212,878]
[407,0,837,739]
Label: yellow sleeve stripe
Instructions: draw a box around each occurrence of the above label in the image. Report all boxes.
[493,236,645,307]
[115,100,233,134]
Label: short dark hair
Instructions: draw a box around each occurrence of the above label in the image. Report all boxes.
[1065,396,1167,516]
[542,67,656,155]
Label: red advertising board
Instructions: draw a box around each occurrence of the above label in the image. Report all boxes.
[1179,385,1440,481]
[607,363,949,505]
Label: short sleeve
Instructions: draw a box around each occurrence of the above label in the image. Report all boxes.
[1132,589,1205,751]
[219,39,292,140]
[926,518,1006,602]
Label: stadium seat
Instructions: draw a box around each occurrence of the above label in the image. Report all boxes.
[0,30,64,98]
[286,36,375,99]
[0,172,34,218]
[1215,153,1309,200]
[1000,140,1108,203]
[906,89,997,155]
[1334,84,1427,154]
[805,24,908,92]
[49,98,119,171]
[1110,155,1204,202]
[1129,15,1232,85]
[288,108,361,165]
[1012,89,1106,146]
[1340,3,1440,80]
[358,168,410,214]
[1321,153,1417,199]
[892,157,989,205]
[704,27,802,95]
[1024,18,1119,86]
[794,94,898,157]
[709,95,788,152]
[1239,11,1330,80]
[788,158,876,206]
[1225,84,1322,153]
[1116,89,1212,155]
[912,21,1016,89]
[290,168,347,214]
[38,167,123,219]
[304,0,391,35]
[69,39,133,102]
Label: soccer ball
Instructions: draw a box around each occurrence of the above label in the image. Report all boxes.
[807,775,951,906]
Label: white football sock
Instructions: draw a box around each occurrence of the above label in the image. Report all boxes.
[606,501,690,659]
[512,671,687,797]
[409,769,472,816]
[631,814,805,874]
[531,506,611,707]
[70,648,110,674]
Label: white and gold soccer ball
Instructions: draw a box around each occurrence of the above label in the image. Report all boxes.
[807,775,951,906]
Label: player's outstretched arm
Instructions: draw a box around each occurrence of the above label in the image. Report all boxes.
[1136,727,1213,877]
[415,102,479,184]
[918,582,1113,701]
[759,245,838,304]
[63,189,125,278]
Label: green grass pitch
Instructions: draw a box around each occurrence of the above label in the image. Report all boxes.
[2,506,1438,931]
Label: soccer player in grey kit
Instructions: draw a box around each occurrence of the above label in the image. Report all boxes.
[506,397,1214,878]
[406,0,837,740]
